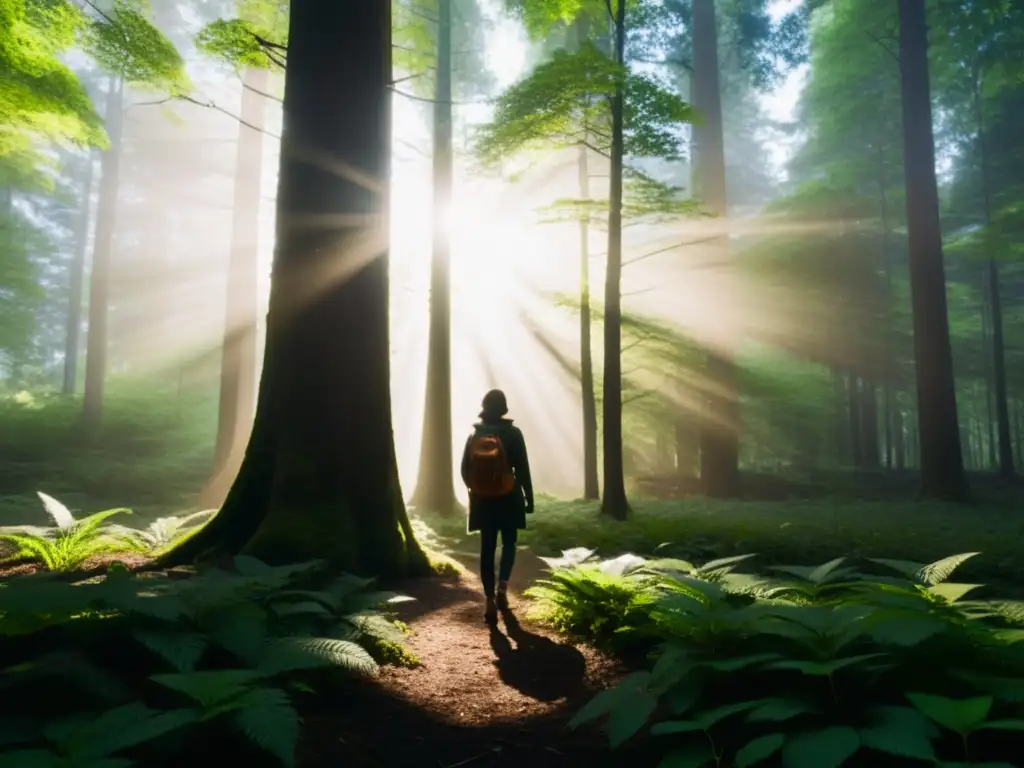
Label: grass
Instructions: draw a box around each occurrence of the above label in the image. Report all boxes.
[416,495,1024,594]
[0,382,216,526]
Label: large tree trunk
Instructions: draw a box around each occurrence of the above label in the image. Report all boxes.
[896,0,967,500]
[981,279,997,469]
[82,78,124,430]
[861,377,880,468]
[600,0,629,520]
[848,373,863,467]
[63,152,95,395]
[691,0,740,497]
[411,0,459,515]
[208,67,270,500]
[163,0,426,576]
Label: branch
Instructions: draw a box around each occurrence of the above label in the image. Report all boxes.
[391,71,430,85]
[242,81,282,103]
[131,95,281,139]
[864,31,899,66]
[389,87,490,106]
[251,31,287,52]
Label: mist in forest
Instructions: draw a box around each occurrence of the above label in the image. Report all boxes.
[2,0,1022,526]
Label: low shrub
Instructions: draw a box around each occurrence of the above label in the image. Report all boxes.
[0,555,414,766]
[530,550,1024,766]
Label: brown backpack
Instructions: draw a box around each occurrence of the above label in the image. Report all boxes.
[467,433,515,498]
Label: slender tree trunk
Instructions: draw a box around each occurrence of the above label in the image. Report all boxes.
[600,0,629,520]
[848,373,863,467]
[896,0,968,500]
[411,0,459,514]
[210,67,269,494]
[83,78,124,431]
[692,0,740,497]
[894,405,906,471]
[63,152,95,395]
[162,0,427,576]
[861,377,880,468]
[980,279,997,469]
[578,141,599,499]
[878,162,894,469]
[974,80,1014,477]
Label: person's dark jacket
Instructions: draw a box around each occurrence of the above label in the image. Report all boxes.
[460,418,534,533]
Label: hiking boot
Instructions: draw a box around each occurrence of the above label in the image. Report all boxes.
[496,583,509,610]
[484,597,498,624]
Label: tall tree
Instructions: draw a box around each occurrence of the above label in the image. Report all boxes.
[165,0,427,575]
[63,151,95,394]
[211,67,270,488]
[690,0,739,497]
[896,0,968,500]
[410,0,457,514]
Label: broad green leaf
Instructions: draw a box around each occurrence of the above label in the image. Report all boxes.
[747,698,818,723]
[0,751,65,768]
[928,582,983,603]
[569,671,651,729]
[769,653,886,676]
[781,727,860,768]
[608,691,658,747]
[859,706,938,761]
[918,553,980,586]
[906,693,992,734]
[736,733,785,767]
[665,676,704,715]
[808,557,847,584]
[701,653,781,672]
[133,630,208,673]
[870,617,948,647]
[979,719,1024,731]
[657,742,715,768]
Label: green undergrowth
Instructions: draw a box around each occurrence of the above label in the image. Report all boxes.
[0,492,215,571]
[0,385,217,526]
[0,556,415,766]
[417,498,1024,591]
[527,549,1024,767]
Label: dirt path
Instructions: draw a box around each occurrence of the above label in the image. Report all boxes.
[300,552,656,767]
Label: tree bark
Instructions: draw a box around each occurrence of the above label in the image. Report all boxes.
[861,377,880,468]
[411,0,459,515]
[600,0,629,520]
[578,141,599,499]
[692,0,740,497]
[63,152,95,395]
[162,0,427,576]
[896,0,968,500]
[848,373,863,467]
[980,277,997,469]
[894,405,906,471]
[82,78,124,431]
[209,67,270,497]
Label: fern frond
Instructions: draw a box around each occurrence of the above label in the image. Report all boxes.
[133,630,208,672]
[36,492,75,529]
[63,704,199,758]
[258,637,379,677]
[151,669,266,707]
[918,553,980,586]
[230,687,300,767]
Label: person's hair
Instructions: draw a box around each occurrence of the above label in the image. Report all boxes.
[479,388,508,420]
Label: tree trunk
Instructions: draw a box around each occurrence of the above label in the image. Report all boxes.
[411,0,459,514]
[82,78,124,431]
[980,278,997,469]
[675,417,697,479]
[692,0,740,497]
[861,378,880,468]
[578,141,599,499]
[896,0,968,500]
[894,405,906,471]
[600,0,629,520]
[162,0,427,576]
[209,67,270,499]
[878,162,894,470]
[63,152,95,395]
[848,373,863,467]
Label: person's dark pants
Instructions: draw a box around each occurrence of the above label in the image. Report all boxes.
[480,517,518,599]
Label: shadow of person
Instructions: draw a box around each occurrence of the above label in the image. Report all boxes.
[488,607,588,702]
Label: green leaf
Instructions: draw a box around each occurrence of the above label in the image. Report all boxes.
[230,687,300,767]
[781,727,860,768]
[608,691,657,748]
[665,676,704,715]
[870,617,948,647]
[0,751,64,768]
[747,698,818,723]
[905,693,992,734]
[736,733,785,767]
[979,719,1024,731]
[152,670,264,708]
[259,637,378,677]
[928,582,982,603]
[808,558,847,584]
[569,671,652,729]
[71,705,199,757]
[133,630,207,673]
[769,653,885,676]
[702,652,780,672]
[657,742,715,768]
[918,553,980,586]
[652,701,763,734]
[859,706,938,761]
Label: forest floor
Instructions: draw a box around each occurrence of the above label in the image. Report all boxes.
[299,550,654,768]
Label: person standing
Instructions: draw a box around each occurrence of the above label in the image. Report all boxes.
[461,389,534,623]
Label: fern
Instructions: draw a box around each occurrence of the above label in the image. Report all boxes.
[230,688,300,767]
[258,637,379,677]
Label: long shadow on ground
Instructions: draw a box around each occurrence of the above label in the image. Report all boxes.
[298,571,658,768]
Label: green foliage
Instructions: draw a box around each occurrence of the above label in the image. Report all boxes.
[0,557,414,766]
[81,0,187,90]
[0,492,136,571]
[535,551,1024,766]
